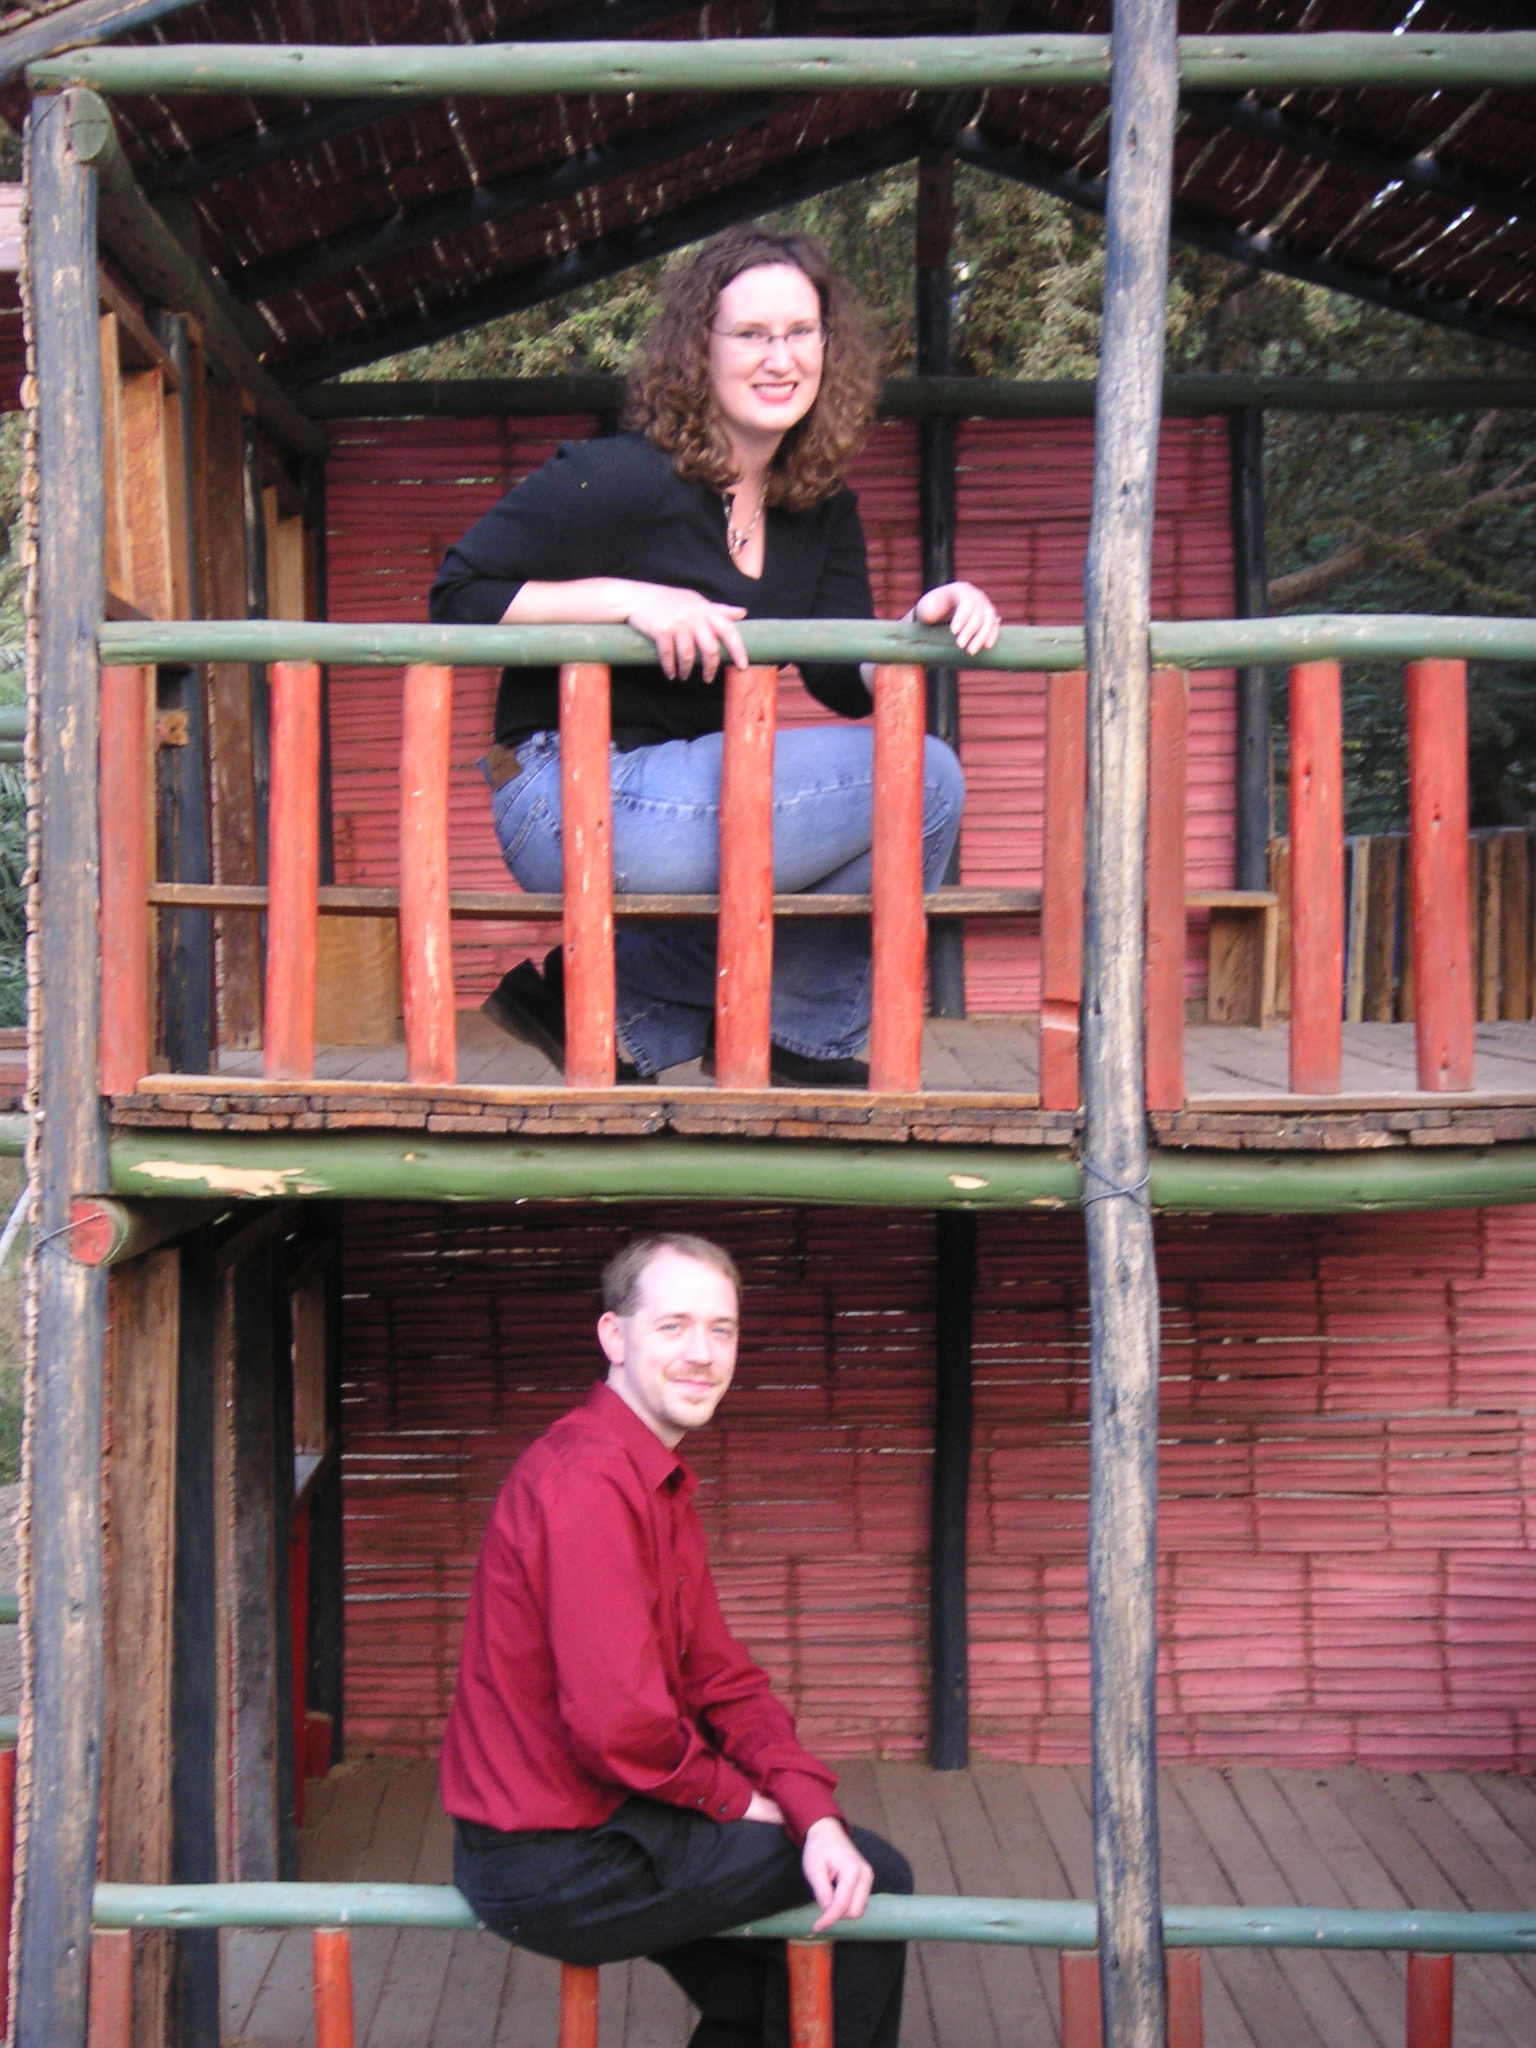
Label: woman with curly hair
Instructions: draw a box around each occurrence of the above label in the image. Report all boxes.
[430,225,1000,1085]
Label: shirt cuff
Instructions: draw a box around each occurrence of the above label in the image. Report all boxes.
[770,1774,845,1847]
[682,1758,756,1824]
[430,577,522,625]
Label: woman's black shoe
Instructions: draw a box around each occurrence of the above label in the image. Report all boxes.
[481,953,652,1083]
[699,1035,869,1088]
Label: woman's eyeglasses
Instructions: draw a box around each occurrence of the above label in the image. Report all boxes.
[712,324,826,361]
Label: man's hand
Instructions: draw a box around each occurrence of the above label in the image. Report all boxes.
[802,1817,875,1932]
[743,1790,786,1824]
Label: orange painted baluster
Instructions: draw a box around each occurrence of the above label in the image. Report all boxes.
[1040,670,1087,1112]
[714,665,777,1090]
[787,1940,834,2048]
[1145,668,1188,1112]
[560,1961,600,2048]
[1406,659,1474,1091]
[0,1743,15,2040]
[264,660,321,1080]
[313,1928,356,2048]
[1287,660,1344,1094]
[1060,1949,1103,2048]
[99,664,153,1094]
[1406,1953,1453,2048]
[86,1927,133,2048]
[559,664,616,1088]
[1166,1949,1204,2048]
[870,662,927,1093]
[399,663,457,1084]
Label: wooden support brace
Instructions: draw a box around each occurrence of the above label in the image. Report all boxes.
[399,664,456,1084]
[264,660,321,1079]
[870,663,927,1093]
[1406,659,1474,1090]
[787,1940,834,2048]
[560,664,616,1087]
[1040,670,1087,1110]
[559,1961,600,2048]
[1406,1952,1453,2048]
[1145,668,1188,1110]
[312,1927,355,2048]
[715,665,777,1090]
[86,1928,132,2048]
[1287,660,1344,1093]
[99,664,154,1095]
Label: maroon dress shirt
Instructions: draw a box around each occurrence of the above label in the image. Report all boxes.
[441,1382,843,1845]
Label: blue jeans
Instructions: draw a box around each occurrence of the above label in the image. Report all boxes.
[488,726,965,1075]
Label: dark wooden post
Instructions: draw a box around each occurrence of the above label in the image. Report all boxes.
[20,85,112,2048]
[305,1211,346,1766]
[1080,0,1178,2038]
[1229,407,1271,891]
[241,415,271,885]
[917,146,965,1019]
[929,1209,975,1768]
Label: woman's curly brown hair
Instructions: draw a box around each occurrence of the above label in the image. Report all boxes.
[625,226,882,514]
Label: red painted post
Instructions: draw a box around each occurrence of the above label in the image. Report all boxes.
[559,664,616,1088]
[1040,670,1088,1112]
[264,659,322,1080]
[1060,1949,1103,2048]
[1145,668,1188,1111]
[1288,660,1344,1094]
[99,664,153,1094]
[0,1742,14,2040]
[1406,659,1475,1091]
[399,662,457,1085]
[313,1927,356,2048]
[1166,1948,1204,2048]
[1406,1953,1454,2048]
[870,662,927,1094]
[787,1940,834,2048]
[86,1928,133,2048]
[714,665,777,1090]
[560,1961,601,2048]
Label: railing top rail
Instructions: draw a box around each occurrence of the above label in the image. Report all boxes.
[89,1882,1536,1952]
[99,615,1536,673]
[27,34,1536,98]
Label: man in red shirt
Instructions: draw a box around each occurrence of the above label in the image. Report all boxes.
[443,1231,911,2047]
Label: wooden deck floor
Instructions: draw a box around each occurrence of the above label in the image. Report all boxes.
[225,1759,1536,2048]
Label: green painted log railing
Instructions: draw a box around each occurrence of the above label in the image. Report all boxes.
[0,708,22,741]
[88,1882,1536,1952]
[28,34,1536,98]
[97,614,1536,673]
[0,1117,24,1158]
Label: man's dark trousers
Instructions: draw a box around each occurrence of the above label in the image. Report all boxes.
[456,1797,912,2048]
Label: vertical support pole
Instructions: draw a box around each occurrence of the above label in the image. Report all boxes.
[929,1209,975,1769]
[1079,0,1177,2039]
[312,1929,355,2048]
[85,1930,132,2048]
[715,665,777,1091]
[917,144,965,1019]
[240,417,271,887]
[1287,661,1344,1095]
[1166,1950,1204,2048]
[1040,671,1088,1111]
[264,659,320,1080]
[559,1962,600,2048]
[1145,669,1188,1112]
[559,664,616,1088]
[0,1743,14,2040]
[870,663,927,1093]
[21,83,113,2048]
[399,663,457,1085]
[1060,1951,1103,2048]
[786,1941,833,2048]
[1406,660,1474,1092]
[1406,1953,1453,2048]
[98,664,152,1094]
[1229,407,1271,893]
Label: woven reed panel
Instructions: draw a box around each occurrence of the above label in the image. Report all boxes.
[342,1202,1536,1771]
[324,413,1235,1013]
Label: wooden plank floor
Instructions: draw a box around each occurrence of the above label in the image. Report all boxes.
[223,1760,1536,2047]
[216,1012,1536,1104]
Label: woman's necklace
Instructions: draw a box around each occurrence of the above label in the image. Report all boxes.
[724,488,765,560]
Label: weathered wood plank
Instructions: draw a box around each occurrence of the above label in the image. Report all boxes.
[1498,832,1530,1021]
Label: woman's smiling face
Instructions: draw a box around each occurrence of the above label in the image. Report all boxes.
[707,262,825,453]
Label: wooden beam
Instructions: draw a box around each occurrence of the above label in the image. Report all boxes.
[1079,0,1177,2039]
[560,664,616,1089]
[928,1210,974,1770]
[0,0,206,90]
[147,880,1045,918]
[714,666,776,1092]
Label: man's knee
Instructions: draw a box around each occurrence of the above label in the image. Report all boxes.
[921,736,965,825]
[851,1827,914,1896]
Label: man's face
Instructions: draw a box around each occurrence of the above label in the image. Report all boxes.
[599,1249,740,1447]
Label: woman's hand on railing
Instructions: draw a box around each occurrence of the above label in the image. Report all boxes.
[907,581,1002,656]
[623,584,749,682]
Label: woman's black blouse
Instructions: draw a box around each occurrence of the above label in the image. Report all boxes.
[429,430,876,752]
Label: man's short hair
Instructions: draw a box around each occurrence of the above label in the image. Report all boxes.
[601,1234,741,1317]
